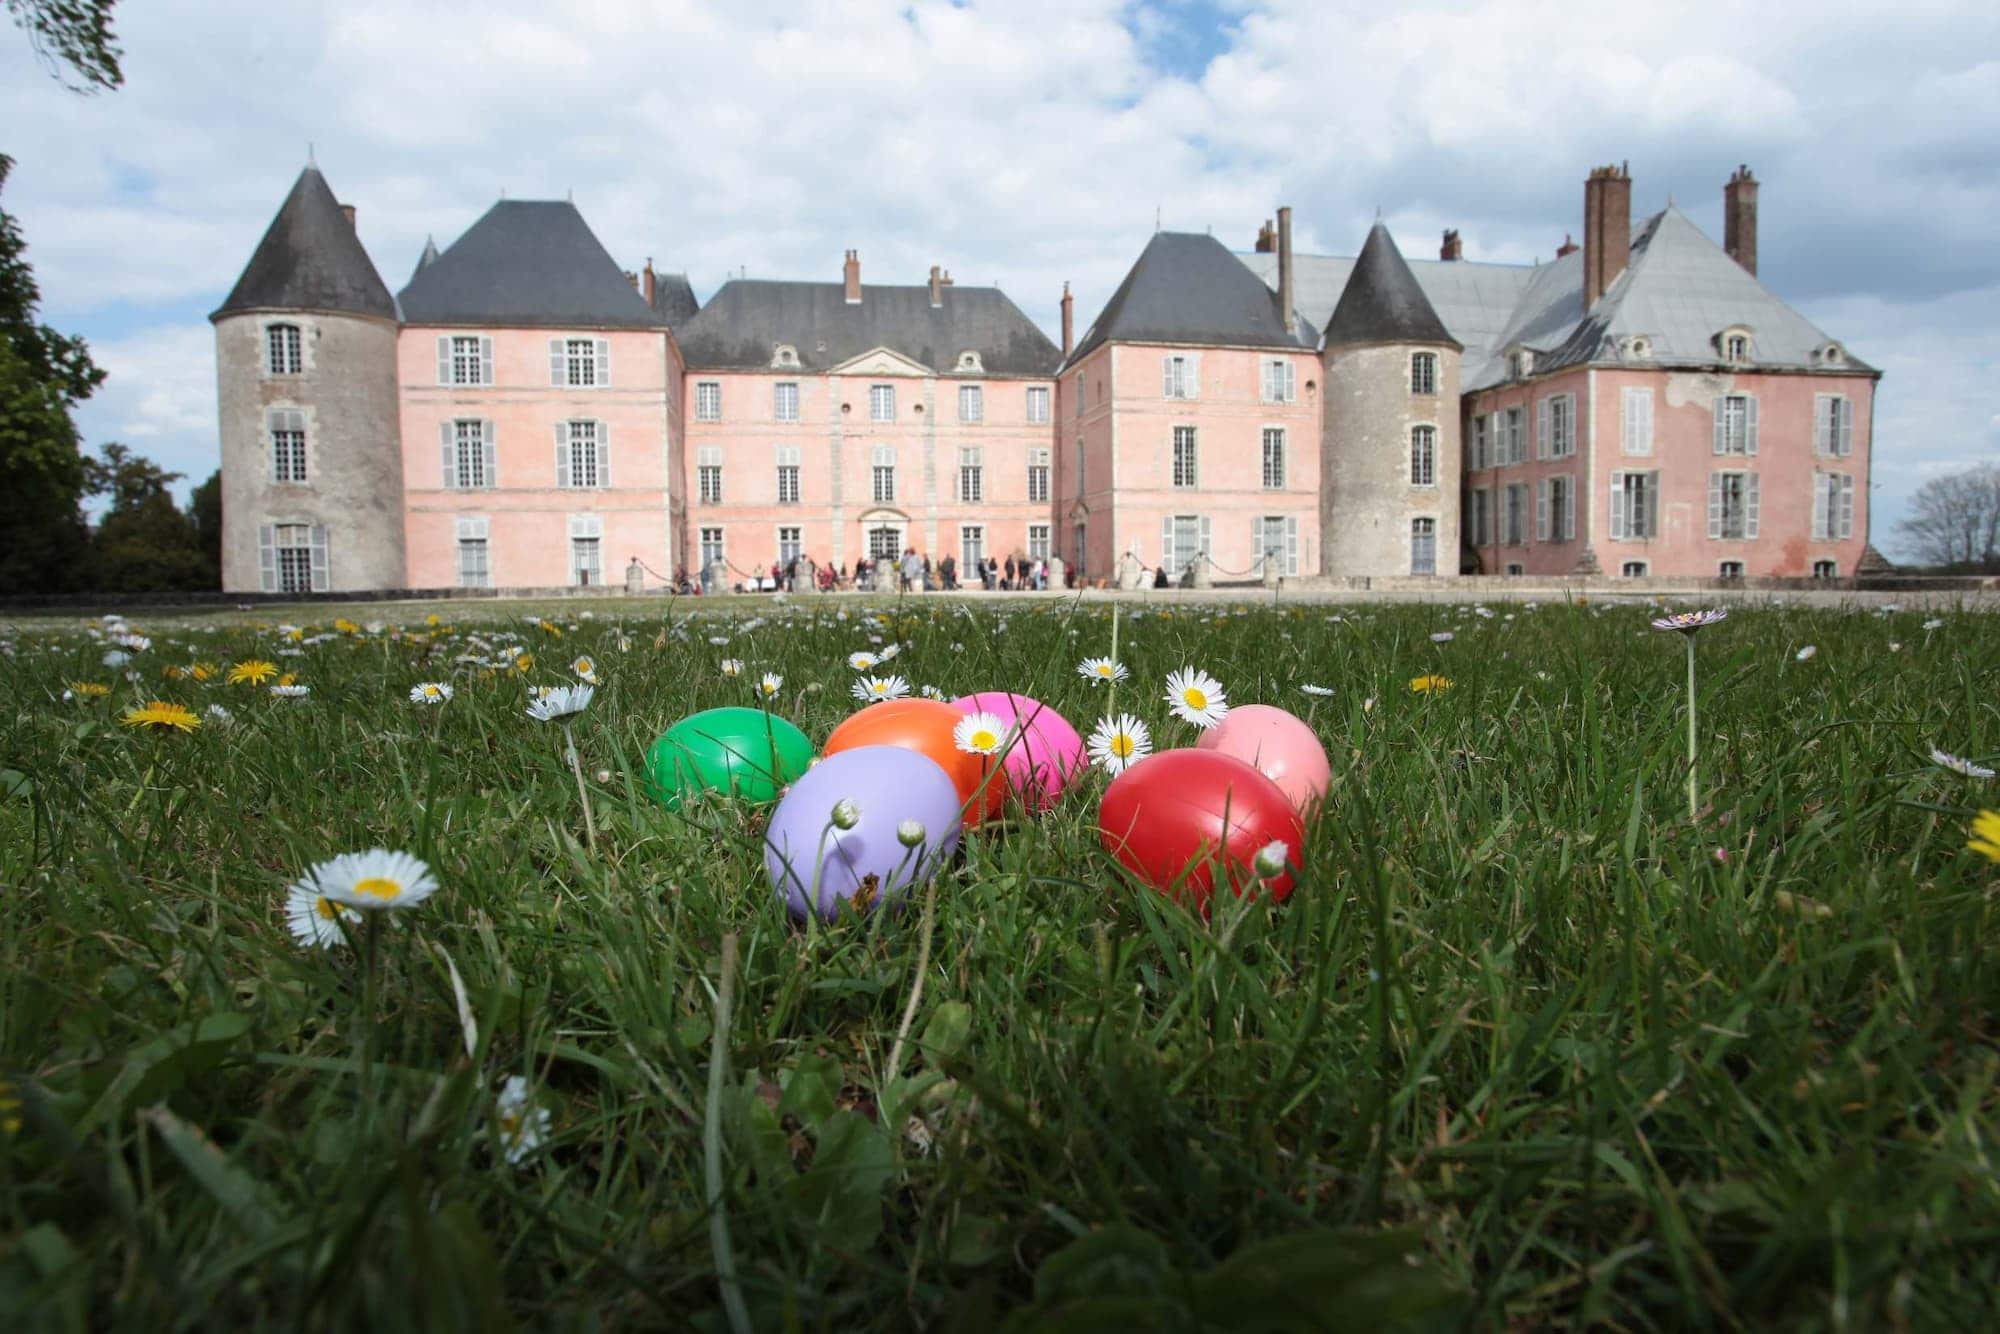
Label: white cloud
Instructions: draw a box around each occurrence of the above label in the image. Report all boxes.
[4,0,1998,545]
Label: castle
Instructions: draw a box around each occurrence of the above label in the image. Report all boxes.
[213,162,1879,594]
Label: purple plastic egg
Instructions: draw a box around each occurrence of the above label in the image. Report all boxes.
[763,745,963,921]
[951,691,1087,813]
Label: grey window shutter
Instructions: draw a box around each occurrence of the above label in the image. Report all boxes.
[1812,475,1829,540]
[597,421,610,488]
[1746,473,1761,538]
[1189,354,1200,400]
[1839,475,1854,538]
[1198,514,1212,566]
[482,420,497,487]
[309,524,329,591]
[1609,472,1627,540]
[1537,398,1551,459]
[596,339,611,387]
[1285,515,1299,574]
[1745,396,1759,456]
[555,422,571,488]
[440,421,455,487]
[549,338,564,386]
[1535,479,1550,541]
[479,336,493,385]
[1160,515,1173,572]
[1162,357,1173,397]
[1713,399,1726,455]
[1813,395,1830,454]
[1837,398,1853,456]
[1562,481,1575,542]
[1707,473,1722,538]
[436,336,451,385]
[1249,517,1263,574]
[258,523,277,591]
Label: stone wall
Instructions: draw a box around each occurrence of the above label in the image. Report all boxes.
[1321,341,1461,576]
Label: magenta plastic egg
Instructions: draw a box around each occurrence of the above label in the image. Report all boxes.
[1195,703,1331,815]
[951,691,1087,813]
[763,745,963,921]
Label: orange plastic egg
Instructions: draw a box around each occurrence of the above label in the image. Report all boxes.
[823,698,1002,826]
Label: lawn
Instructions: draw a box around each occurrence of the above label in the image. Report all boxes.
[2,595,1997,1330]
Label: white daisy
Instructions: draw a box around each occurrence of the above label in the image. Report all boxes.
[526,683,594,722]
[953,711,1010,756]
[284,881,360,949]
[1930,748,1995,780]
[270,684,310,699]
[919,684,946,701]
[847,651,880,672]
[1300,684,1334,697]
[571,656,599,684]
[1163,667,1228,729]
[720,658,744,677]
[102,649,131,668]
[1923,618,1944,631]
[205,704,234,724]
[1077,657,1128,685]
[298,848,440,913]
[493,1075,551,1166]
[879,643,901,660]
[1087,713,1152,775]
[1795,645,1817,661]
[758,672,783,698]
[851,674,909,704]
[409,681,453,705]
[1430,631,1455,643]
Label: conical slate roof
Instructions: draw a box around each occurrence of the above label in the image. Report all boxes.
[397,200,662,328]
[409,235,440,285]
[1321,223,1460,350]
[1066,231,1316,367]
[213,167,396,321]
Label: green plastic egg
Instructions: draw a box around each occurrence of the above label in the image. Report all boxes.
[645,707,814,810]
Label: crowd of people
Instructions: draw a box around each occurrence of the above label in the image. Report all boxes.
[674,548,1061,595]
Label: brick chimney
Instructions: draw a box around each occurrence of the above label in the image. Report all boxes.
[1582,162,1632,312]
[1555,233,1578,258]
[1440,228,1462,261]
[843,250,861,304]
[1060,282,1073,357]
[1254,218,1277,253]
[940,268,953,287]
[339,203,356,229]
[642,258,656,306]
[1724,164,1758,277]
[929,265,944,307]
[1277,205,1295,335]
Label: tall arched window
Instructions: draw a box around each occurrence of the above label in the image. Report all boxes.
[1410,425,1437,487]
[1410,352,1437,396]
[266,323,302,375]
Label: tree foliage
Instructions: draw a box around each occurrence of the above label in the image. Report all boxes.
[1895,463,2000,572]
[85,443,214,591]
[5,0,122,92]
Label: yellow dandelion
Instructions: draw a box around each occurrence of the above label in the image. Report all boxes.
[276,672,299,688]
[160,663,186,681]
[333,617,361,634]
[229,660,277,685]
[1970,810,2000,863]
[121,700,200,733]
[190,663,217,682]
[67,681,110,698]
[425,614,442,627]
[1409,674,1453,694]
[285,627,305,642]
[513,652,534,672]
[538,620,563,638]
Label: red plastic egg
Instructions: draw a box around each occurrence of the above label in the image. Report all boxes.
[1098,749,1304,907]
[1195,703,1331,815]
[823,698,1002,826]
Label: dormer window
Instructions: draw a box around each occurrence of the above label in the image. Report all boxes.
[771,344,800,369]
[1817,342,1843,366]
[1623,336,1652,360]
[955,350,984,374]
[1511,348,1534,379]
[1718,327,1753,364]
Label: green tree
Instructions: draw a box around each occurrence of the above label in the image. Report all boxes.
[190,468,221,583]
[85,442,212,591]
[5,0,122,92]
[0,153,103,594]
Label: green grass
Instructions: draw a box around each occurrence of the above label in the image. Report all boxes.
[2,596,1998,1330]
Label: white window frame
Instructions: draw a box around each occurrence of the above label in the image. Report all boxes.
[1027,448,1050,503]
[871,444,896,504]
[1719,559,1746,579]
[777,525,803,567]
[1410,425,1437,488]
[1261,428,1286,490]
[269,407,308,483]
[1171,425,1198,489]
[1708,470,1760,541]
[957,446,984,503]
[1027,522,1051,562]
[776,444,801,505]
[1503,482,1527,546]
[1814,393,1853,458]
[439,334,491,387]
[1714,394,1758,456]
[1162,354,1198,401]
[1410,517,1437,575]
[774,381,800,423]
[1608,470,1658,541]
[1254,514,1300,577]
[1026,385,1050,423]
[552,337,610,389]
[959,524,985,571]
[455,515,491,589]
[555,418,609,489]
[870,383,895,422]
[1262,358,1296,404]
[1503,407,1524,465]
[1813,559,1838,579]
[958,384,983,424]
[1622,387,1654,456]
[697,445,723,505]
[695,381,722,422]
[1812,472,1855,541]
[699,526,725,570]
[266,322,304,376]
[1410,352,1437,397]
[265,521,324,594]
[569,515,603,588]
[1535,474,1575,543]
[442,418,495,490]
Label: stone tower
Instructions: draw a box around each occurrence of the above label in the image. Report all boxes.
[212,166,404,594]
[1319,223,1463,577]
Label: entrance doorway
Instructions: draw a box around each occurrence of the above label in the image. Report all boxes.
[867,526,902,563]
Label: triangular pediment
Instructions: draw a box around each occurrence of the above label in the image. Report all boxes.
[830,345,932,377]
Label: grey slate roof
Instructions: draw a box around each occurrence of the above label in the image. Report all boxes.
[213,167,396,321]
[396,200,663,329]
[409,235,440,285]
[1238,247,1532,372]
[1067,231,1317,367]
[676,281,1060,376]
[1320,223,1461,350]
[1463,206,1877,390]
[650,272,700,329]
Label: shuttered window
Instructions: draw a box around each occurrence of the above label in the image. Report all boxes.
[1609,471,1657,541]
[697,446,722,505]
[456,516,490,588]
[1622,387,1654,456]
[1714,394,1758,456]
[441,419,495,489]
[259,522,326,593]
[870,384,895,421]
[1813,472,1855,540]
[551,337,611,388]
[1162,354,1198,400]
[1263,359,1296,403]
[439,335,491,386]
[1026,386,1050,423]
[1708,471,1760,540]
[958,384,983,423]
[1814,394,1854,457]
[555,420,608,489]
[269,408,308,483]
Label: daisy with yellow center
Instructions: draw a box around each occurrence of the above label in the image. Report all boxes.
[953,711,1010,756]
[284,881,361,948]
[121,701,200,733]
[851,674,910,704]
[1087,713,1152,775]
[758,672,783,698]
[571,656,598,684]
[67,681,110,698]
[1078,657,1128,685]
[1409,674,1453,694]
[493,1076,551,1166]
[298,848,441,913]
[409,682,453,705]
[1969,810,2000,863]
[228,659,277,685]
[1164,667,1228,729]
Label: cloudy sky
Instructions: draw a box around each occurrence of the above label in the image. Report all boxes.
[5,0,1996,555]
